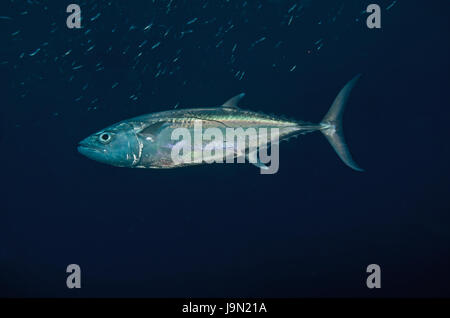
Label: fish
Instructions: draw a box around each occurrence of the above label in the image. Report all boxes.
[78,75,363,172]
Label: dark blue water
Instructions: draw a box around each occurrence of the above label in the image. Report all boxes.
[1,0,449,297]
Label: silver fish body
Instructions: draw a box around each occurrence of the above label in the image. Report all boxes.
[78,75,363,172]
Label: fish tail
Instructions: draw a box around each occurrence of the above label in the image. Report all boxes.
[319,74,364,172]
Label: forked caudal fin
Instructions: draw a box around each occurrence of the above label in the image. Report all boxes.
[320,74,364,172]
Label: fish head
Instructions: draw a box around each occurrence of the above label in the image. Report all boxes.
[78,122,141,167]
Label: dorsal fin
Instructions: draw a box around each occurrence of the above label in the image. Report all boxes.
[222,93,245,108]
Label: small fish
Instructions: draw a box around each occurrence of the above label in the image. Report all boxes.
[143,23,152,31]
[186,17,198,25]
[78,75,363,171]
[29,48,41,57]
[90,12,101,21]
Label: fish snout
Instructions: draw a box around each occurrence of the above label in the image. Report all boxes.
[77,137,104,158]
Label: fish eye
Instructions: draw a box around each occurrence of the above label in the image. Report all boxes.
[99,133,112,143]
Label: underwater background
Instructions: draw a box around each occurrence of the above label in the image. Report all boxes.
[0,0,449,297]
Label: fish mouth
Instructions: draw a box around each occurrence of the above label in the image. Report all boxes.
[77,140,105,155]
[77,143,109,164]
[78,145,102,154]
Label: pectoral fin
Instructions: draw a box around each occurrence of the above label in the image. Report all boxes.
[138,121,169,140]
